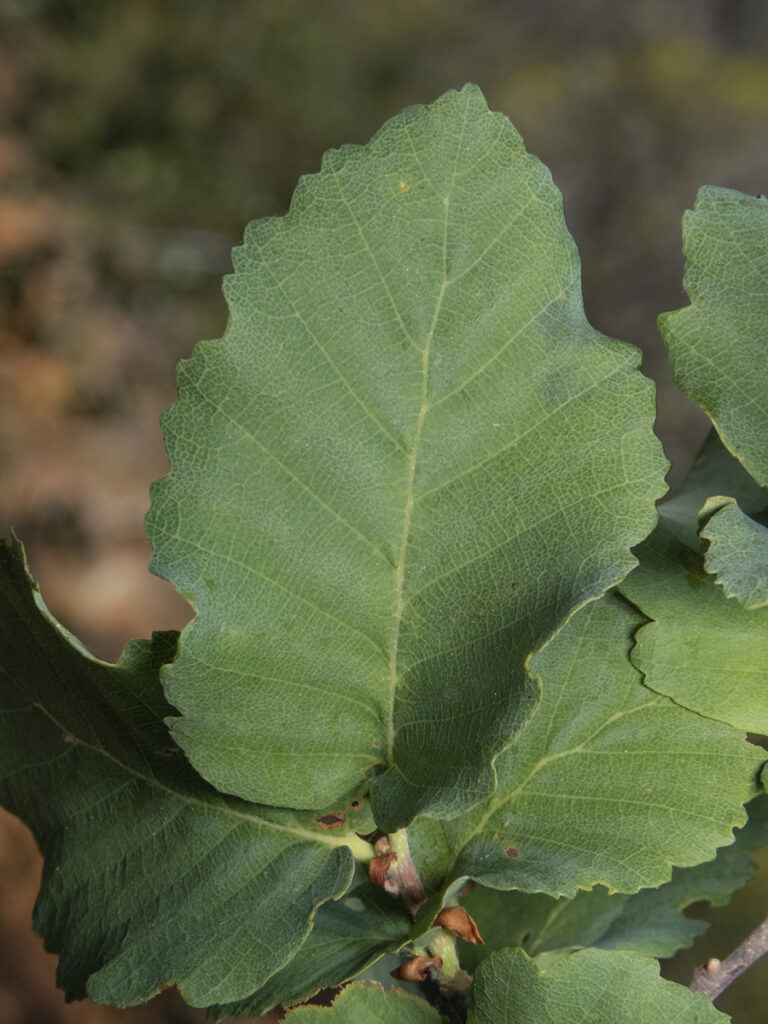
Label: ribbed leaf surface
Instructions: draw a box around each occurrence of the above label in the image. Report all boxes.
[469,949,728,1024]
[408,592,761,896]
[659,187,768,485]
[146,84,665,829]
[0,539,367,1008]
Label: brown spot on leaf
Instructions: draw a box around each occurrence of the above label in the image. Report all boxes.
[435,905,484,945]
[349,798,362,810]
[391,956,442,982]
[314,811,345,830]
[506,846,518,857]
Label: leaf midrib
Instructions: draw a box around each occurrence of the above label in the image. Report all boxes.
[384,101,471,766]
[387,195,450,764]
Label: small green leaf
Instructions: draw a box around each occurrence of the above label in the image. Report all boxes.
[469,948,729,1023]
[659,187,768,486]
[146,83,666,828]
[425,592,761,896]
[658,432,768,551]
[622,438,768,735]
[0,539,366,1009]
[284,983,445,1023]
[701,496,768,609]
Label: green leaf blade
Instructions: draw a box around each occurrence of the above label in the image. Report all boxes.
[659,186,768,486]
[625,524,768,734]
[208,882,412,1020]
[469,949,729,1023]
[701,496,768,609]
[460,794,768,972]
[0,539,363,1009]
[147,84,666,827]
[412,591,762,897]
[621,438,768,736]
[284,983,445,1023]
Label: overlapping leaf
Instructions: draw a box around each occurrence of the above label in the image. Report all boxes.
[146,83,666,829]
[659,186,768,485]
[701,497,768,609]
[469,949,728,1024]
[407,591,762,898]
[0,539,376,1008]
[459,794,768,972]
[208,877,411,1020]
[622,436,768,734]
[284,983,445,1023]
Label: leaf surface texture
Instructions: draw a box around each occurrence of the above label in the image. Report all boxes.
[284,983,445,1023]
[659,186,768,485]
[622,436,768,734]
[0,539,367,1008]
[459,793,768,971]
[146,84,666,827]
[408,592,761,896]
[469,949,728,1023]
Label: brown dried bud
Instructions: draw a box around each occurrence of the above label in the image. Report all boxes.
[369,851,397,889]
[435,905,484,945]
[391,956,443,982]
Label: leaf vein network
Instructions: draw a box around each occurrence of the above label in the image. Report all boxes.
[384,95,472,765]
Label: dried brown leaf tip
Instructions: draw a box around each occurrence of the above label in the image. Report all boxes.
[435,905,484,945]
[391,956,443,982]
[369,851,397,890]
[314,811,345,830]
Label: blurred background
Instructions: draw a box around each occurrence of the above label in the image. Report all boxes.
[0,1,766,1020]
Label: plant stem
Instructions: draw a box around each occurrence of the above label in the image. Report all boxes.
[431,929,461,983]
[690,914,768,1000]
[388,828,426,910]
[343,831,375,861]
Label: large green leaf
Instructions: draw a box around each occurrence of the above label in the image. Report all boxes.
[469,949,728,1024]
[146,83,666,828]
[622,438,768,734]
[459,794,768,972]
[659,186,768,486]
[283,983,445,1023]
[408,592,762,897]
[0,538,375,1009]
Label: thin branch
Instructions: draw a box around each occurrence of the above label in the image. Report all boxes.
[690,915,768,1000]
